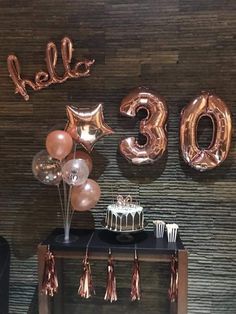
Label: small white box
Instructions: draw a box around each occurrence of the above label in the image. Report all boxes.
[166,223,179,243]
[153,220,166,238]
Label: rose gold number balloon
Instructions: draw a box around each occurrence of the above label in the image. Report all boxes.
[119,87,168,165]
[180,93,232,171]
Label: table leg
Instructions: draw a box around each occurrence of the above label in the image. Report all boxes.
[177,250,188,314]
[38,244,51,314]
[170,301,177,314]
[53,258,64,314]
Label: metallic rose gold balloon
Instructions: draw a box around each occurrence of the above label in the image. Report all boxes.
[71,179,101,211]
[7,37,94,101]
[66,104,114,152]
[180,92,232,171]
[119,87,168,165]
[46,130,73,161]
[66,150,93,173]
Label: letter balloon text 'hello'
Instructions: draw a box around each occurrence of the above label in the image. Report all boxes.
[7,37,95,101]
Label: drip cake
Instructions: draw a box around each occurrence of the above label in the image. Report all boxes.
[105,195,144,232]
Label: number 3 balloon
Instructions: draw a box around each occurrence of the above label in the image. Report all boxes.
[119,87,168,165]
[180,92,232,171]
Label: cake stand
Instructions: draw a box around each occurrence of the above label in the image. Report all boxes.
[101,219,148,243]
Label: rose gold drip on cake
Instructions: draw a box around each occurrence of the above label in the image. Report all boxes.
[131,213,135,231]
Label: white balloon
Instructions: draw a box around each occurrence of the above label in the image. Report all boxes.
[62,158,89,186]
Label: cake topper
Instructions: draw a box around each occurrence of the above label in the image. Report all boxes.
[116,195,133,207]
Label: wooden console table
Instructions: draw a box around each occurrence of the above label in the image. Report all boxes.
[38,228,188,314]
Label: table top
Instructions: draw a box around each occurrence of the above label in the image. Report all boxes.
[41,228,186,255]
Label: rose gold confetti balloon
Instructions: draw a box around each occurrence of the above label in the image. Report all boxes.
[32,150,62,186]
[180,92,232,171]
[119,87,168,165]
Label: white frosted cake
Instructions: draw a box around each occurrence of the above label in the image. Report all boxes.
[105,195,144,232]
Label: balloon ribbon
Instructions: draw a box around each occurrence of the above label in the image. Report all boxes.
[78,250,95,298]
[130,249,141,301]
[41,246,58,297]
[78,232,95,298]
[168,254,178,303]
[104,249,117,303]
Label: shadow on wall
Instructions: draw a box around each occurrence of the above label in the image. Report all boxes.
[117,149,167,184]
[89,149,109,181]
[27,287,38,314]
[11,185,60,260]
[9,142,108,260]
[10,181,97,260]
[179,155,235,183]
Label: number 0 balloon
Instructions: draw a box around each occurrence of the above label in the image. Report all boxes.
[180,93,232,171]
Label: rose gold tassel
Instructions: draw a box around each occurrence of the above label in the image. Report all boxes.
[130,249,141,301]
[41,246,58,297]
[78,249,95,298]
[104,249,117,303]
[168,254,178,303]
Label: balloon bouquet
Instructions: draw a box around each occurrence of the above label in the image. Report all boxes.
[32,104,113,243]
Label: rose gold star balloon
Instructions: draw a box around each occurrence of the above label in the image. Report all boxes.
[66,104,114,152]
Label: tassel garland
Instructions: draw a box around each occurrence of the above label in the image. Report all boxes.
[104,249,117,303]
[41,247,58,297]
[130,250,141,301]
[78,251,95,298]
[168,254,178,303]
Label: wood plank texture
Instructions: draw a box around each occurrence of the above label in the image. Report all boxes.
[0,0,235,313]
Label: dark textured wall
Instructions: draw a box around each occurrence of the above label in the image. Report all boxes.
[0,0,236,313]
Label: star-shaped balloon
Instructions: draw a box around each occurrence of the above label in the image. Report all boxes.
[66,104,114,152]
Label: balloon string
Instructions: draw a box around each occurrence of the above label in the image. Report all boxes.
[63,180,67,222]
[66,144,77,225]
[68,207,75,227]
[57,184,65,222]
[85,232,95,256]
[73,143,77,159]
[65,185,72,230]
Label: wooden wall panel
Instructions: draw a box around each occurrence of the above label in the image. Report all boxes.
[0,0,235,313]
